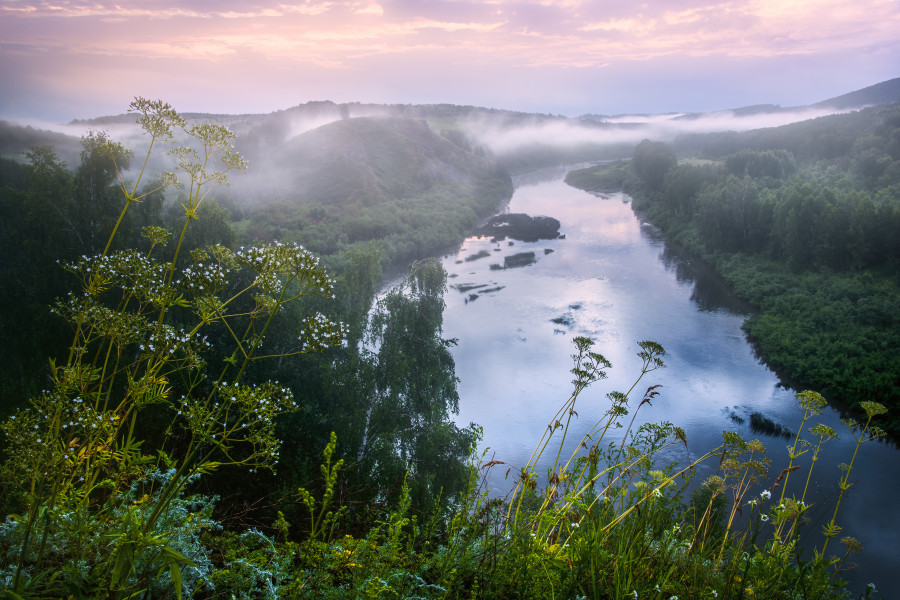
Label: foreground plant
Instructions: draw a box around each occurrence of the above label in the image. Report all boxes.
[0,98,347,598]
[431,337,888,600]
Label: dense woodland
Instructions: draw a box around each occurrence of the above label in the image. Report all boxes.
[0,95,893,598]
[567,101,900,435]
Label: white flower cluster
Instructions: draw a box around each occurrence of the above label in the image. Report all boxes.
[54,294,147,348]
[176,381,301,469]
[235,242,335,298]
[177,260,231,297]
[140,324,208,369]
[4,390,124,481]
[63,251,170,305]
[298,312,349,353]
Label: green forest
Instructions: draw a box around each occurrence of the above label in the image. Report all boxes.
[0,98,892,599]
[567,102,900,436]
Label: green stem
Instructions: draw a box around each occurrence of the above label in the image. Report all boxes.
[821,416,872,554]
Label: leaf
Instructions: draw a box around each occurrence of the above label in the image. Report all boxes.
[169,562,184,600]
[161,545,199,569]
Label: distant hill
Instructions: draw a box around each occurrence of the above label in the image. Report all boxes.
[0,120,82,166]
[672,96,900,162]
[812,77,900,109]
[578,78,898,126]
[230,115,513,266]
[671,78,900,121]
[3,76,898,177]
[269,116,504,206]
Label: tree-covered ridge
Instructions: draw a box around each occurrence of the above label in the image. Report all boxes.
[233,116,513,269]
[672,101,900,169]
[566,103,900,433]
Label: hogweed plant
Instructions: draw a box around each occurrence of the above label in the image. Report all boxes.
[495,339,728,597]
[820,401,887,555]
[0,98,347,598]
[466,337,889,600]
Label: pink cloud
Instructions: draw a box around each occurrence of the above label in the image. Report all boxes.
[0,0,897,120]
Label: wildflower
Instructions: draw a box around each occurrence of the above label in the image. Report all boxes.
[759,490,771,500]
[841,537,864,554]
[653,488,662,498]
[760,514,769,522]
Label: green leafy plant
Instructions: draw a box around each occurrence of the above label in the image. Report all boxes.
[0,98,347,599]
[298,431,346,543]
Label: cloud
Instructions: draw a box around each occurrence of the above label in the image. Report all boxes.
[5,0,898,67]
[0,0,897,121]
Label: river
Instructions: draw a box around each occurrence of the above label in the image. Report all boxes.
[433,168,899,597]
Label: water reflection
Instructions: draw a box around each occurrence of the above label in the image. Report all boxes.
[642,223,757,314]
[437,173,899,596]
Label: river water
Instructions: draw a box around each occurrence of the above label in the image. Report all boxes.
[434,168,898,596]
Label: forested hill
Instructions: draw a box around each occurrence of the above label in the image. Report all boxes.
[812,76,900,110]
[248,116,505,208]
[228,115,513,269]
[671,99,900,163]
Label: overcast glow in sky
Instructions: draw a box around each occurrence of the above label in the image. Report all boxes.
[1,0,898,122]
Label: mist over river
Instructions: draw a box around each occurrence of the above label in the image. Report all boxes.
[433,167,899,596]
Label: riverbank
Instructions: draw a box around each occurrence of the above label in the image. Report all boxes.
[565,162,900,437]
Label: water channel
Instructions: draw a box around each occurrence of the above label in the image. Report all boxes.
[433,168,899,596]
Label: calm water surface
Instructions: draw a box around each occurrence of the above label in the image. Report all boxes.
[435,169,899,596]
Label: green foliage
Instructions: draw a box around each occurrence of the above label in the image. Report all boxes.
[632,139,677,192]
[0,470,218,598]
[563,160,635,194]
[363,259,478,513]
[419,341,879,600]
[725,149,796,179]
[298,432,346,543]
[0,98,347,599]
[721,258,900,429]
[0,147,77,413]
[235,116,513,273]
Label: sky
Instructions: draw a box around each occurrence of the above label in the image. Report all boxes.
[1,0,898,123]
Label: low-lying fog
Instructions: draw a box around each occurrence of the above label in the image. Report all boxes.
[2,101,858,209]
[462,105,855,155]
